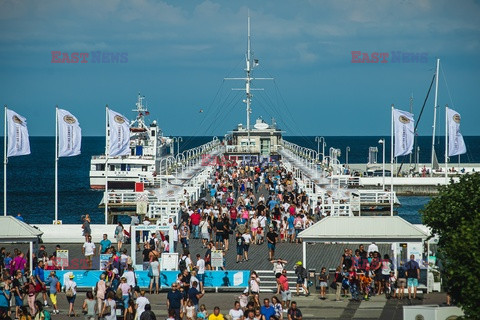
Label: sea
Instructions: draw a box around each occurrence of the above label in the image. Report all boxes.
[1,136,479,225]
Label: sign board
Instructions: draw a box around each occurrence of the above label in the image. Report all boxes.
[135,182,144,192]
[136,202,147,214]
[99,254,112,271]
[161,253,179,271]
[56,250,69,268]
[211,250,223,268]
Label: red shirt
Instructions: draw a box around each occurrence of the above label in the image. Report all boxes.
[191,213,201,226]
[230,207,238,220]
[277,274,289,291]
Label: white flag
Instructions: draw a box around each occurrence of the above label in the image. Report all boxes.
[447,108,466,157]
[6,109,31,157]
[57,109,81,157]
[393,108,414,157]
[108,109,130,157]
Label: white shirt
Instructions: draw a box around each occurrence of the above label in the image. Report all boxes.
[242,233,252,244]
[83,242,95,256]
[65,279,77,295]
[368,243,379,253]
[122,270,136,287]
[135,296,150,318]
[229,309,244,320]
[196,258,205,274]
[190,275,199,290]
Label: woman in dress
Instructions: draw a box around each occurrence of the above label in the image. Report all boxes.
[148,256,160,294]
[82,291,96,320]
[115,222,124,250]
[101,291,116,320]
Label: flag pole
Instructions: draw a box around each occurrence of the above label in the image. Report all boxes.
[55,106,59,222]
[390,104,394,216]
[445,105,448,185]
[105,105,109,225]
[3,105,7,216]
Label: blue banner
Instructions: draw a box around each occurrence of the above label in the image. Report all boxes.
[56,270,250,289]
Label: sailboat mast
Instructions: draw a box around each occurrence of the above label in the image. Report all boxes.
[245,15,252,151]
[430,58,440,175]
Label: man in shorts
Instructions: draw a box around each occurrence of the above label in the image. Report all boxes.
[405,254,420,300]
[82,235,96,269]
[266,226,278,261]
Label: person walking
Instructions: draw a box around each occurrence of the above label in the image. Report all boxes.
[95,273,107,316]
[148,256,160,294]
[82,291,96,320]
[101,291,116,320]
[115,222,125,250]
[166,283,183,320]
[82,236,96,269]
[294,261,309,297]
[45,271,60,314]
[65,273,77,317]
[405,255,420,300]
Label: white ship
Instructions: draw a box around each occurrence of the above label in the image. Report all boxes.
[89,93,172,189]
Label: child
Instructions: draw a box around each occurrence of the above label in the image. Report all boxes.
[238,289,249,309]
[185,300,195,320]
[197,304,208,319]
[388,271,397,299]
[318,267,328,300]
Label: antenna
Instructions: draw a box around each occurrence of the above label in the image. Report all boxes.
[225,14,273,152]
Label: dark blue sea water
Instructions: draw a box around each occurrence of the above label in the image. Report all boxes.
[1,136,479,224]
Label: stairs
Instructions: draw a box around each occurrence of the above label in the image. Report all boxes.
[255,270,305,293]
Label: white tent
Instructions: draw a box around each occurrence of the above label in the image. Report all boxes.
[298,216,429,243]
[298,216,431,288]
[0,216,43,272]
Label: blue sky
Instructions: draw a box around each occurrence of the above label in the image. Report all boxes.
[0,0,479,136]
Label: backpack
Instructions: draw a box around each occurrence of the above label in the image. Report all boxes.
[43,310,51,320]
[179,257,187,271]
[301,267,308,279]
[295,220,302,229]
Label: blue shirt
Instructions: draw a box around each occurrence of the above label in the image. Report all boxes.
[100,239,112,253]
[0,289,10,307]
[268,199,278,210]
[288,216,295,229]
[34,266,45,282]
[260,305,275,320]
[167,290,183,309]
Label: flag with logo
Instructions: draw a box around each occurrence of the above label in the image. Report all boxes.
[108,109,130,156]
[393,108,414,157]
[57,109,81,157]
[447,108,466,157]
[6,109,31,157]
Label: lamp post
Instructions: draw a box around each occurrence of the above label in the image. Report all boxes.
[315,136,326,163]
[172,137,183,156]
[346,146,350,166]
[378,138,385,190]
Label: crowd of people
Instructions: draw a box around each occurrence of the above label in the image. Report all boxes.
[331,244,422,302]
[0,161,425,320]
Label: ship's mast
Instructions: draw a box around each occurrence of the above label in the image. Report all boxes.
[225,14,272,150]
[245,15,252,150]
[431,59,440,175]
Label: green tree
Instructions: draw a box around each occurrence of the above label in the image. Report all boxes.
[421,173,480,318]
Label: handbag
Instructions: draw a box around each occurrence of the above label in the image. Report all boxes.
[65,287,74,298]
[102,305,111,317]
[147,265,153,278]
[329,281,337,290]
[116,288,123,300]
